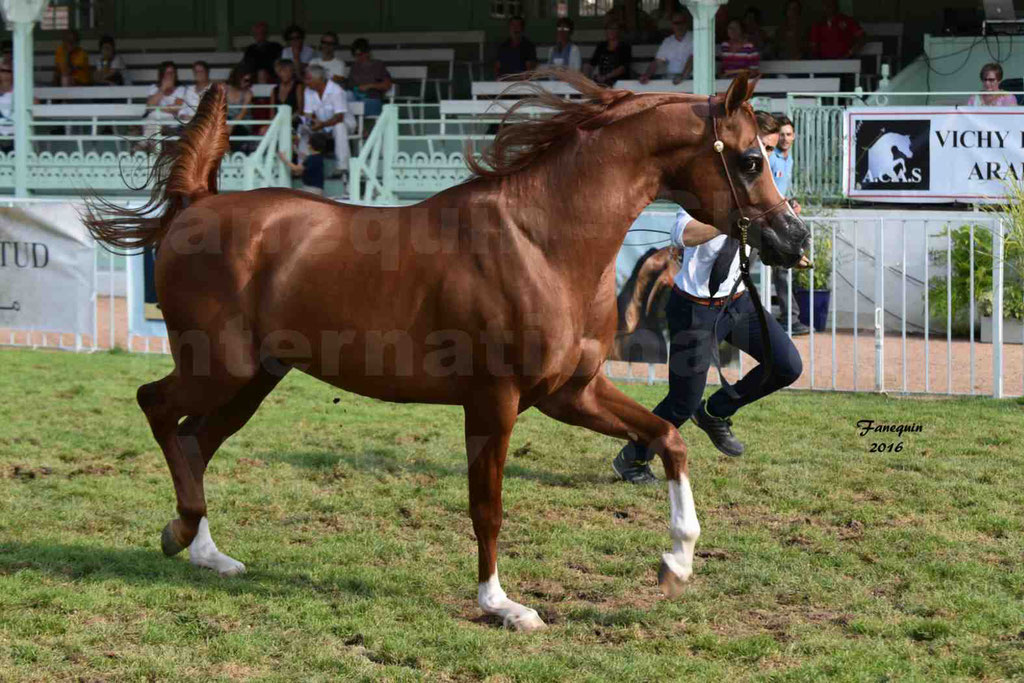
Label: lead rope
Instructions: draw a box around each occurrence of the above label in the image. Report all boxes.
[707,99,776,400]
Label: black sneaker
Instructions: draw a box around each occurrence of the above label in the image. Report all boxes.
[612,442,658,485]
[692,400,745,457]
[789,321,811,336]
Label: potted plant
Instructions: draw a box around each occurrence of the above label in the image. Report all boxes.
[929,171,1024,341]
[793,231,833,331]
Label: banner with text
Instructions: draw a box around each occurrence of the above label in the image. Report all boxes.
[844,107,1024,203]
[0,203,96,335]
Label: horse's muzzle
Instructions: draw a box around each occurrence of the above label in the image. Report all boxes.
[756,214,809,268]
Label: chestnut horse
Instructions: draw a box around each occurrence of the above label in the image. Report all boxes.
[86,71,808,631]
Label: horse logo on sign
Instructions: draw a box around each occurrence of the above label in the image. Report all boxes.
[854,119,931,191]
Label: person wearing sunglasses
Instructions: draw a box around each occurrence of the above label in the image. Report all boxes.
[639,11,693,85]
[309,30,347,86]
[968,63,1018,107]
[281,24,315,67]
[547,18,581,72]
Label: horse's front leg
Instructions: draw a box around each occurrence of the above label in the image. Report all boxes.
[537,373,700,596]
[464,389,546,631]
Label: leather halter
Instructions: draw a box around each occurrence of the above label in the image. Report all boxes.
[704,96,782,398]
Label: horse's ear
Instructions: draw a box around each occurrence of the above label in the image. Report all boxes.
[724,71,750,117]
[746,74,760,101]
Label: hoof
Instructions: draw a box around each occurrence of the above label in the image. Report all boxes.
[161,521,187,557]
[658,553,693,599]
[190,553,246,577]
[503,609,546,632]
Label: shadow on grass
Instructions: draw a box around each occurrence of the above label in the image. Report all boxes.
[0,541,374,600]
[261,448,614,488]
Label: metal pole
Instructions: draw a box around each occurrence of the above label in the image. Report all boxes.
[992,218,1004,399]
[215,0,232,52]
[924,221,929,393]
[12,20,34,198]
[970,223,975,394]
[683,0,727,96]
[875,218,884,393]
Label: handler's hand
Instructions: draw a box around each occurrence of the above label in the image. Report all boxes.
[795,255,813,269]
[789,199,802,215]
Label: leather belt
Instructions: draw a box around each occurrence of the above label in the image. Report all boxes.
[675,284,745,307]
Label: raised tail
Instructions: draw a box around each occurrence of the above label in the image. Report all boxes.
[83,83,230,251]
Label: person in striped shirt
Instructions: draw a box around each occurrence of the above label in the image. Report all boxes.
[717,19,760,78]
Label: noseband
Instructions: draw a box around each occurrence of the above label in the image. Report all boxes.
[704,97,782,398]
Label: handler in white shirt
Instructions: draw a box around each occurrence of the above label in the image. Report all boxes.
[611,206,804,483]
[302,64,356,173]
[638,11,694,84]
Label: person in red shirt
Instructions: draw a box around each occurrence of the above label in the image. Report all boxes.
[810,0,865,59]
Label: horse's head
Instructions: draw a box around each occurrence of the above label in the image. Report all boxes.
[658,73,809,268]
[894,134,914,159]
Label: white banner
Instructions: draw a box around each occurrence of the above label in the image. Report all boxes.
[844,106,1024,203]
[0,203,95,335]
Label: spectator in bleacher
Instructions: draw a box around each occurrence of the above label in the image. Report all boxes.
[0,63,13,152]
[143,62,186,137]
[269,58,305,132]
[225,65,255,147]
[282,25,315,68]
[181,61,213,122]
[586,20,632,86]
[773,0,809,61]
[717,19,760,78]
[494,15,538,79]
[94,36,129,86]
[968,63,1018,107]
[55,30,91,86]
[243,21,282,78]
[743,8,771,58]
[547,18,582,72]
[310,31,347,86]
[639,11,693,85]
[766,114,808,335]
[809,0,865,60]
[347,38,393,118]
[303,64,356,178]
[278,131,328,196]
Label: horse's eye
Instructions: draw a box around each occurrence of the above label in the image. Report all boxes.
[741,157,761,174]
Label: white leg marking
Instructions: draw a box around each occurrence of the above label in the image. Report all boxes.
[477,571,546,631]
[659,476,701,598]
[188,517,246,577]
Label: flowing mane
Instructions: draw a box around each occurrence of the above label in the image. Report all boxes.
[466,69,692,179]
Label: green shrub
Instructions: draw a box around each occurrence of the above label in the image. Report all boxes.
[928,224,1024,335]
[793,230,833,291]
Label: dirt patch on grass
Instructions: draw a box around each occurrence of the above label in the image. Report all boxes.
[6,465,53,480]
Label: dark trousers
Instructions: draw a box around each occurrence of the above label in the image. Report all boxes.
[641,290,802,450]
[772,267,803,325]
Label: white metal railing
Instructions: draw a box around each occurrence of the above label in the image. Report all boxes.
[607,212,1023,399]
[242,104,291,190]
[349,103,398,203]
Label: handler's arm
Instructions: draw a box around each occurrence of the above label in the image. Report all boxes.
[671,209,723,248]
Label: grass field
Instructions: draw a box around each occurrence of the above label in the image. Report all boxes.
[2,349,1024,682]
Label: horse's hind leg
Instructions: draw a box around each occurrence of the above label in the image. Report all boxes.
[137,340,265,571]
[174,365,288,574]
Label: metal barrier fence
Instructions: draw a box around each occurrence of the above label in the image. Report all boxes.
[0,105,293,194]
[606,212,1024,398]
